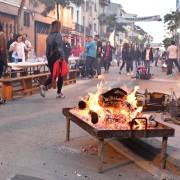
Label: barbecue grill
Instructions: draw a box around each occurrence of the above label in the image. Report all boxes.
[63,108,175,172]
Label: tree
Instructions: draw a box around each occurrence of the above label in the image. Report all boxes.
[17,0,26,32]
[36,0,83,20]
[164,11,180,33]
[163,37,173,48]
[99,14,126,34]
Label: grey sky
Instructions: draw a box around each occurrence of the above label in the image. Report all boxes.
[111,0,176,43]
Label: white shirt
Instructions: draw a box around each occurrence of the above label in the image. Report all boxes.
[167,45,178,59]
[11,42,26,62]
[145,49,150,61]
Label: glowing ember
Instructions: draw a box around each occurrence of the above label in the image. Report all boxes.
[71,82,146,130]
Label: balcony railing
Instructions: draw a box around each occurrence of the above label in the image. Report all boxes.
[99,0,110,6]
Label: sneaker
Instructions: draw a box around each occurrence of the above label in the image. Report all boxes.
[119,71,121,74]
[127,73,130,76]
[131,72,134,75]
[40,85,46,98]
[56,93,65,98]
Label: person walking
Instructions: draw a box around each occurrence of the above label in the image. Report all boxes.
[85,35,97,78]
[40,20,64,98]
[94,34,102,76]
[63,36,71,63]
[142,44,153,74]
[0,22,7,78]
[128,45,135,75]
[119,43,130,75]
[166,41,180,75]
[102,41,113,73]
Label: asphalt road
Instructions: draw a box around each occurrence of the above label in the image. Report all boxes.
[0,65,179,180]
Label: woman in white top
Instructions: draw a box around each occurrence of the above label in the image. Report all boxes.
[9,34,29,63]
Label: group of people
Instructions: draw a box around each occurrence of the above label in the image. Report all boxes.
[1,19,180,100]
[0,23,32,78]
[117,41,180,76]
[79,35,114,79]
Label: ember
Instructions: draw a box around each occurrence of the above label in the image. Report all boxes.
[70,82,156,130]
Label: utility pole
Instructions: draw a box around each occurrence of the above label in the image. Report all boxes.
[83,0,87,48]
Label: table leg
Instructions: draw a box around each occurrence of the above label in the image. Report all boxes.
[98,138,104,173]
[66,118,70,141]
[161,137,168,169]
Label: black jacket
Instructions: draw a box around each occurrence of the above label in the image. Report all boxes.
[122,48,131,61]
[142,48,153,61]
[46,32,64,62]
[63,42,71,60]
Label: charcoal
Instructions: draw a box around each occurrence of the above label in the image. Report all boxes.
[78,101,87,110]
[89,111,98,124]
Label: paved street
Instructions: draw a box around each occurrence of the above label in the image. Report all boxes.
[0,65,180,180]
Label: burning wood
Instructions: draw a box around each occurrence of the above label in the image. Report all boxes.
[71,83,158,130]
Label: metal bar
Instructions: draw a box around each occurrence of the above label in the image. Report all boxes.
[66,117,70,141]
[161,137,168,169]
[98,138,104,173]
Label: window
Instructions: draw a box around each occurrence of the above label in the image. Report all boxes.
[24,12,30,27]
[77,10,79,24]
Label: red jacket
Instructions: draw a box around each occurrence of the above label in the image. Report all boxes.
[52,59,68,80]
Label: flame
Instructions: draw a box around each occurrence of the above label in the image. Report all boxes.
[78,82,144,130]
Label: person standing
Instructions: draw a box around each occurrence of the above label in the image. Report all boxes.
[85,35,97,78]
[0,23,7,78]
[134,46,141,67]
[7,32,15,62]
[102,41,113,73]
[40,20,64,98]
[63,36,71,63]
[166,41,180,75]
[115,45,121,67]
[9,34,28,63]
[94,34,102,76]
[142,44,153,74]
[22,33,32,61]
[154,48,160,67]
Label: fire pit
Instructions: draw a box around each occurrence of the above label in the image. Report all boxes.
[62,84,175,172]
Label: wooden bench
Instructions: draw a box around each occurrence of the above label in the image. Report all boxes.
[0,69,79,100]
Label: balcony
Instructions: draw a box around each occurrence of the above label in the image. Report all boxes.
[99,0,110,6]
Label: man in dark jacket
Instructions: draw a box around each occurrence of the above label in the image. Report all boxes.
[94,34,102,76]
[142,44,153,74]
[63,36,71,63]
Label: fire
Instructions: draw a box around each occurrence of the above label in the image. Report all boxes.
[74,82,144,130]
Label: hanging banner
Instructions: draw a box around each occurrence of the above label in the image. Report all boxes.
[117,15,161,23]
